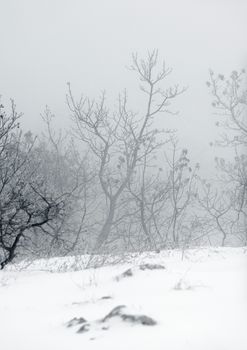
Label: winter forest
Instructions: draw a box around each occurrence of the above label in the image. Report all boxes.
[0,1,246,349]
[0,52,246,267]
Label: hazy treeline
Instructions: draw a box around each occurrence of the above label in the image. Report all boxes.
[0,51,246,268]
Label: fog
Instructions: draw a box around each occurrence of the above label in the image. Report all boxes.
[1,4,247,346]
[1,0,247,174]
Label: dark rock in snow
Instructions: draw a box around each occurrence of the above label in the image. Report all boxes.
[68,305,157,335]
[121,314,157,326]
[77,323,90,333]
[67,317,87,327]
[101,305,126,322]
[101,305,157,326]
[115,268,133,281]
[100,295,112,300]
[115,264,165,281]
[139,263,165,271]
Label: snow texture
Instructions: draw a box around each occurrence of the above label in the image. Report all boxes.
[0,247,247,350]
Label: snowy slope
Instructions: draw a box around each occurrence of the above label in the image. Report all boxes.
[0,248,246,350]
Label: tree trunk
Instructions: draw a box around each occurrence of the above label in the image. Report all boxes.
[0,232,23,270]
[94,198,117,251]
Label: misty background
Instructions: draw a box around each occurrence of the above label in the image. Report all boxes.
[1,3,247,347]
[1,0,246,176]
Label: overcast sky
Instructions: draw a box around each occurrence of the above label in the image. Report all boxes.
[1,0,247,174]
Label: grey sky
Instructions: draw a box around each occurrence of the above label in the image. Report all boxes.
[1,0,247,174]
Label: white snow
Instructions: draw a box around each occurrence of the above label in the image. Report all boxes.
[0,247,247,350]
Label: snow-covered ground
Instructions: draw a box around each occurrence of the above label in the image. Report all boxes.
[0,247,246,350]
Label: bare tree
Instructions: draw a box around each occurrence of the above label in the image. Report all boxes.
[197,179,234,246]
[0,102,64,269]
[124,137,199,251]
[207,69,247,147]
[163,139,199,247]
[207,69,247,245]
[67,50,185,251]
[127,153,170,251]
[32,107,97,256]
